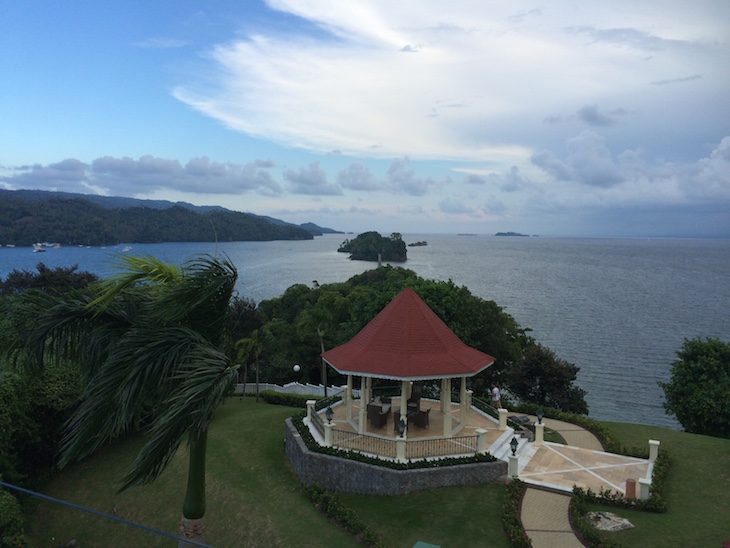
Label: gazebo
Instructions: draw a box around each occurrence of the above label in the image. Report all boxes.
[321,287,495,439]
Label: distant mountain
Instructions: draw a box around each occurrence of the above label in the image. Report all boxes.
[2,189,225,213]
[0,189,317,246]
[0,189,342,245]
[299,222,344,236]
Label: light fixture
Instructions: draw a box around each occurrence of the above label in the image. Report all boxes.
[325,406,333,424]
[537,406,544,424]
[293,364,300,372]
[510,436,518,456]
[398,418,406,437]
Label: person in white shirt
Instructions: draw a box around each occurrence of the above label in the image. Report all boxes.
[491,382,501,408]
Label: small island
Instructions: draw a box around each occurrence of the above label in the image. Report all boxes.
[407,241,427,247]
[495,232,529,237]
[338,231,407,262]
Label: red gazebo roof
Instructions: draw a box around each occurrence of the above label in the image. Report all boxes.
[321,287,495,380]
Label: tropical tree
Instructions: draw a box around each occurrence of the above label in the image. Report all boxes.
[660,337,730,438]
[505,343,589,414]
[6,254,239,545]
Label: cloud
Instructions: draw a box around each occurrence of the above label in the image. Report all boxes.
[1,155,283,196]
[577,105,617,127]
[284,161,342,195]
[337,163,381,190]
[438,197,476,215]
[651,74,702,86]
[532,131,624,187]
[386,157,433,196]
[0,159,90,192]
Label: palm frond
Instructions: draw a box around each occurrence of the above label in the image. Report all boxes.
[119,345,239,490]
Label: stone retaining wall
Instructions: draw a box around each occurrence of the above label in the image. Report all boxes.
[285,418,507,495]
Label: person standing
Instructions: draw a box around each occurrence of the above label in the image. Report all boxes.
[491,382,501,408]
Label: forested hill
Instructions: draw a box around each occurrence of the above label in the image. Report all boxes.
[0,190,314,246]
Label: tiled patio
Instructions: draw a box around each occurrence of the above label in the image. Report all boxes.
[519,442,651,494]
[323,397,504,445]
[316,400,652,496]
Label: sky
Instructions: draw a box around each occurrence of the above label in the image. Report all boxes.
[1,1,729,237]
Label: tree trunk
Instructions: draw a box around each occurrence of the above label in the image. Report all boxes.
[255,356,260,402]
[318,328,327,397]
[179,428,207,547]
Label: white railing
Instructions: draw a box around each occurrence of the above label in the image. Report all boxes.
[234,381,357,398]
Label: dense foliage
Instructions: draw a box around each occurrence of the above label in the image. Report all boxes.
[0,193,312,246]
[0,262,99,297]
[257,266,532,398]
[337,231,407,262]
[506,343,589,414]
[659,337,730,438]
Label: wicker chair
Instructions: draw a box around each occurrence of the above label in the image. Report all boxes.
[367,402,388,428]
[412,408,430,428]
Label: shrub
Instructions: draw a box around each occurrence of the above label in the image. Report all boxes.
[292,412,496,470]
[501,479,531,547]
[258,390,319,408]
[301,482,384,547]
[0,479,29,548]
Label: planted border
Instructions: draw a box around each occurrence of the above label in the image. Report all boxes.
[501,479,532,547]
[292,411,496,470]
[301,482,384,548]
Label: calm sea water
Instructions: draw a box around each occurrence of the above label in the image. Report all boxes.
[3,235,729,429]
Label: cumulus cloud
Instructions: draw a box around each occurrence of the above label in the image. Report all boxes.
[386,157,433,196]
[337,163,381,190]
[1,155,283,196]
[284,161,342,195]
[532,131,624,187]
[0,159,90,192]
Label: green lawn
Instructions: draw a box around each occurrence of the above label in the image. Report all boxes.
[23,401,730,547]
[590,422,730,548]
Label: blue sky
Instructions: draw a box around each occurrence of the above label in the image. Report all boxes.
[2,1,729,236]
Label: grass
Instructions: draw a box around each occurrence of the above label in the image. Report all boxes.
[25,400,358,547]
[23,401,730,547]
[589,422,730,548]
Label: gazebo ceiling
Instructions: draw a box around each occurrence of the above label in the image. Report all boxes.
[321,287,495,381]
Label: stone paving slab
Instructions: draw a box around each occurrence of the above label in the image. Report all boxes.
[520,488,584,548]
[520,442,650,494]
[524,415,604,451]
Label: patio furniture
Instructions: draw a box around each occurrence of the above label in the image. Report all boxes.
[407,392,421,412]
[412,408,430,428]
[367,401,390,428]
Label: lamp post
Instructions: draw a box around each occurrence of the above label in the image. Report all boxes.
[537,406,544,424]
[510,436,518,456]
[325,406,333,424]
[293,364,300,373]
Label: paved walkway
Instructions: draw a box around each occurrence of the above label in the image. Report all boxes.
[524,415,604,451]
[518,416,606,548]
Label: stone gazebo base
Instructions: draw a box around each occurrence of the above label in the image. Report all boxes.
[284,418,507,495]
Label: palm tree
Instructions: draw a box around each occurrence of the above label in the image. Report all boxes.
[7,254,239,545]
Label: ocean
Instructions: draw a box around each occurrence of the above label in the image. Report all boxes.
[3,234,729,429]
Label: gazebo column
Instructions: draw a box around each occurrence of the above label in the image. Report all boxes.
[459,376,467,425]
[399,380,408,439]
[439,378,446,412]
[358,376,367,434]
[443,377,453,437]
[346,375,353,422]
